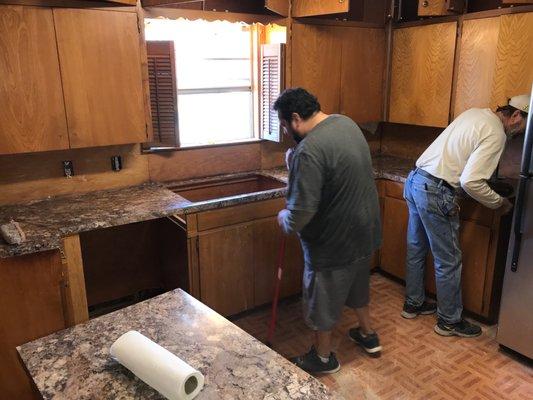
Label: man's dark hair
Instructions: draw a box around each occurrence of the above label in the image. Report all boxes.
[273,88,321,122]
[496,104,527,119]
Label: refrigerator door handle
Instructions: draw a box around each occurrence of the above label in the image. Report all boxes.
[511,175,529,271]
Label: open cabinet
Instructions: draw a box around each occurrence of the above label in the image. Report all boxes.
[79,218,189,317]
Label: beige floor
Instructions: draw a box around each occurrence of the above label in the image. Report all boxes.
[234,273,533,400]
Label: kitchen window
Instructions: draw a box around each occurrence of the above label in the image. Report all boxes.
[144,18,285,150]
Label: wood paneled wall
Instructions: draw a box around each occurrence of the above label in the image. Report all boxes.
[0,144,149,205]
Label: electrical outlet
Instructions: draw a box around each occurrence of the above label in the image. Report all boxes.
[62,161,74,178]
[111,155,122,171]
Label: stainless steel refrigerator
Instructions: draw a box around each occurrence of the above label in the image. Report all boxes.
[497,87,533,359]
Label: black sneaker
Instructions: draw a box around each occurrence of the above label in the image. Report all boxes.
[401,301,437,319]
[348,327,382,354]
[290,346,340,374]
[434,318,482,338]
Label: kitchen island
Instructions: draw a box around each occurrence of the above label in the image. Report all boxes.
[18,288,339,400]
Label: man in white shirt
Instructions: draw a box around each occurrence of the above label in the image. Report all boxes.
[402,94,530,338]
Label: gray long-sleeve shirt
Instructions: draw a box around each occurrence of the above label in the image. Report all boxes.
[280,114,382,270]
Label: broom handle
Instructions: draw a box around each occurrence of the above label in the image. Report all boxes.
[266,236,287,344]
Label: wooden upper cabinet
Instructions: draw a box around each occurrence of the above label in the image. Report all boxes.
[418,0,465,16]
[87,0,137,4]
[339,26,385,123]
[389,22,457,127]
[53,9,147,148]
[0,6,69,155]
[104,0,137,4]
[490,12,533,109]
[265,0,289,16]
[292,0,350,17]
[454,17,500,118]
[291,23,342,114]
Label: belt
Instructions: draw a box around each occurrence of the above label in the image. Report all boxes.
[414,168,455,192]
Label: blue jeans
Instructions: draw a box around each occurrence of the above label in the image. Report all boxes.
[403,169,463,324]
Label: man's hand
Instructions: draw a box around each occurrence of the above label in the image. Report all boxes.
[277,209,290,229]
[285,148,294,171]
[498,198,514,215]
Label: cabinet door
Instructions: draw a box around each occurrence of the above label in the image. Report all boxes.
[265,0,289,16]
[389,22,457,127]
[425,220,491,316]
[198,224,254,316]
[339,26,386,123]
[418,0,458,16]
[292,0,350,17]
[53,9,146,148]
[0,251,66,399]
[253,217,303,307]
[490,12,533,109]
[292,23,342,114]
[88,0,137,4]
[0,6,69,155]
[454,17,500,118]
[380,196,409,279]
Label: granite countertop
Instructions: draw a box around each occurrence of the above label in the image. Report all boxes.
[18,289,339,400]
[0,154,414,259]
[0,183,192,258]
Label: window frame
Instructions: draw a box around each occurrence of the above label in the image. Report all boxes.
[143,20,285,153]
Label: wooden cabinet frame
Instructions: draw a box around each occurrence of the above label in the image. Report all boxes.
[183,198,303,316]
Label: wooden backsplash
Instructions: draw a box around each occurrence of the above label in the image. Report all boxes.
[148,142,262,182]
[0,144,149,205]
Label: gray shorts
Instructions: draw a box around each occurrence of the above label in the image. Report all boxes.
[302,256,371,331]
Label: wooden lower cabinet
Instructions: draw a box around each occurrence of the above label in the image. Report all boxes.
[0,251,67,399]
[254,217,304,307]
[191,199,304,316]
[198,224,255,316]
[379,180,510,320]
[380,195,409,278]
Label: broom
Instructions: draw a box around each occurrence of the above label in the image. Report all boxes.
[265,236,287,347]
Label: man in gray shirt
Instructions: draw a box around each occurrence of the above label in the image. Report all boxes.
[275,88,382,374]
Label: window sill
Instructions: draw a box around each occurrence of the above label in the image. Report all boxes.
[142,138,264,154]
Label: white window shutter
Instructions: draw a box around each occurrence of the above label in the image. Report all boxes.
[260,43,285,143]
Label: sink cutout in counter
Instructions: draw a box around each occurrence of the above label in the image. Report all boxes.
[168,174,286,202]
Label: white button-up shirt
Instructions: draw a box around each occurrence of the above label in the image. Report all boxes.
[416,108,506,209]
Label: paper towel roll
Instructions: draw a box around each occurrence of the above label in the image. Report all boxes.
[110,331,204,400]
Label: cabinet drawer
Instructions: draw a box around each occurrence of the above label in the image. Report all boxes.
[197,198,285,231]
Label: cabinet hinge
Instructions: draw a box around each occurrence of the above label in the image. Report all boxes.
[137,13,142,34]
